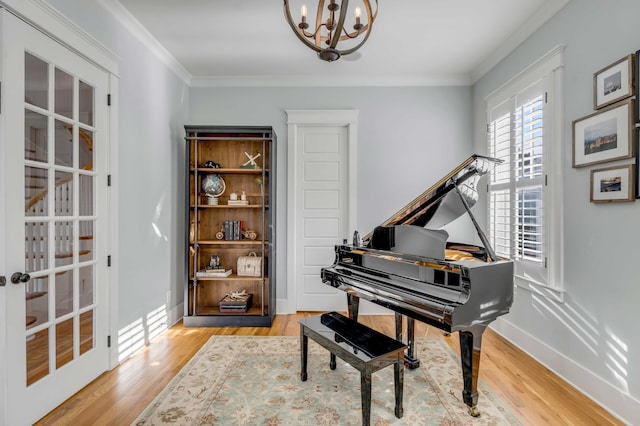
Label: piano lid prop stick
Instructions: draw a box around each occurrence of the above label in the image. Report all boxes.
[452,181,498,262]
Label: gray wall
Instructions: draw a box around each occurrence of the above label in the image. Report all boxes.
[47,1,189,344]
[472,0,640,423]
[188,86,474,304]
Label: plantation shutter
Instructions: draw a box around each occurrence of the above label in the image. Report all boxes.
[488,79,548,287]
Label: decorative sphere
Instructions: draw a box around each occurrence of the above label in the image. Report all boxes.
[201,174,226,197]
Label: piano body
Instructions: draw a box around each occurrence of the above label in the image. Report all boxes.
[321,154,514,417]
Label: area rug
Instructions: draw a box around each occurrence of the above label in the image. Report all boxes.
[133,336,521,426]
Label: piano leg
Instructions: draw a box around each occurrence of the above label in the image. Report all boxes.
[394,314,420,369]
[458,324,486,417]
[347,293,360,320]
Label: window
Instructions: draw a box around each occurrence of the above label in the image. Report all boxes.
[486,47,564,296]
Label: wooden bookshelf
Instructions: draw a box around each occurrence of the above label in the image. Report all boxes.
[183,125,276,327]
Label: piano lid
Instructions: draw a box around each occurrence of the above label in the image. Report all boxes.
[362,154,502,244]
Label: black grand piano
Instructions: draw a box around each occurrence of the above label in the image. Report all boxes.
[321,154,514,417]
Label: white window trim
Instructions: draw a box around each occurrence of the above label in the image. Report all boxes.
[486,45,565,303]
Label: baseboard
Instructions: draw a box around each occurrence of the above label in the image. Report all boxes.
[276,298,292,314]
[277,298,394,315]
[491,317,639,426]
[167,302,183,328]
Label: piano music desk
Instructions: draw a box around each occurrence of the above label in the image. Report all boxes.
[299,312,407,426]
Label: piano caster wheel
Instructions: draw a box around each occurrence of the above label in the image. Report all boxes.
[300,372,307,381]
[404,356,420,370]
[466,405,480,417]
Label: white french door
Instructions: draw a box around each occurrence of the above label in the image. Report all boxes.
[0,10,110,425]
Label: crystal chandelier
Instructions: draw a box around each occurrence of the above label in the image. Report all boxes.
[283,0,378,62]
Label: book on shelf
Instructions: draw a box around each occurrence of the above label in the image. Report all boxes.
[224,220,231,240]
[223,219,245,240]
[227,200,249,206]
[218,307,249,313]
[233,220,240,240]
[196,269,232,278]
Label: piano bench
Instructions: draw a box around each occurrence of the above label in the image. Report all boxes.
[299,312,407,426]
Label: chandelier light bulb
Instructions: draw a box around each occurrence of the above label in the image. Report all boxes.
[299,4,309,29]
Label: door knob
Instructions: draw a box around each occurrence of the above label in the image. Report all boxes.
[10,272,30,284]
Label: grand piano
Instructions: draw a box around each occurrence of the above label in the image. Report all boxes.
[321,154,514,417]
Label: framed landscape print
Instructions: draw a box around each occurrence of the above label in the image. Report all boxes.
[594,54,634,110]
[572,99,634,168]
[590,164,634,203]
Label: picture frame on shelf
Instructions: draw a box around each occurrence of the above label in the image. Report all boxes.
[590,164,635,203]
[594,54,634,110]
[572,99,634,168]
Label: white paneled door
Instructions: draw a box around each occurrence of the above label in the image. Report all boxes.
[0,11,110,425]
[289,119,353,312]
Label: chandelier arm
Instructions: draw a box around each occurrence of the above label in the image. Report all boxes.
[283,1,324,53]
[314,0,326,49]
[302,24,329,39]
[328,0,349,49]
[337,28,372,55]
[368,0,378,21]
[342,0,376,39]
[341,26,367,40]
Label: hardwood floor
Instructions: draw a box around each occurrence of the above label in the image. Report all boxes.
[36,313,623,425]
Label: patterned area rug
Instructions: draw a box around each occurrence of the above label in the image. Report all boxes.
[133,336,521,426]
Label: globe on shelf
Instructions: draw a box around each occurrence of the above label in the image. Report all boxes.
[201,174,226,205]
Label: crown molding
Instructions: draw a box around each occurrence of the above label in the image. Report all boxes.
[470,0,572,83]
[190,73,472,88]
[0,0,120,74]
[97,0,191,84]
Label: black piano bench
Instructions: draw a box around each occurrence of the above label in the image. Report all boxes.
[299,312,407,426]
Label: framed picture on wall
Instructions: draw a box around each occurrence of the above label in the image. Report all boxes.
[594,54,634,110]
[590,164,635,203]
[572,99,634,167]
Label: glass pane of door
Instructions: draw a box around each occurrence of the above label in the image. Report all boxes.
[25,110,48,163]
[25,52,48,109]
[79,80,94,126]
[55,119,73,167]
[54,68,73,120]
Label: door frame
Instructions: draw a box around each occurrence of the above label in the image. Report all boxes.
[285,109,358,314]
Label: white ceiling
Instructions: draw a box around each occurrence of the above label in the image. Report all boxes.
[106,0,570,87]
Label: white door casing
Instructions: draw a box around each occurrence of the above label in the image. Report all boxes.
[0,8,115,424]
[286,110,357,313]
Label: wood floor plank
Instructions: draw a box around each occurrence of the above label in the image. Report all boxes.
[35,313,623,425]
